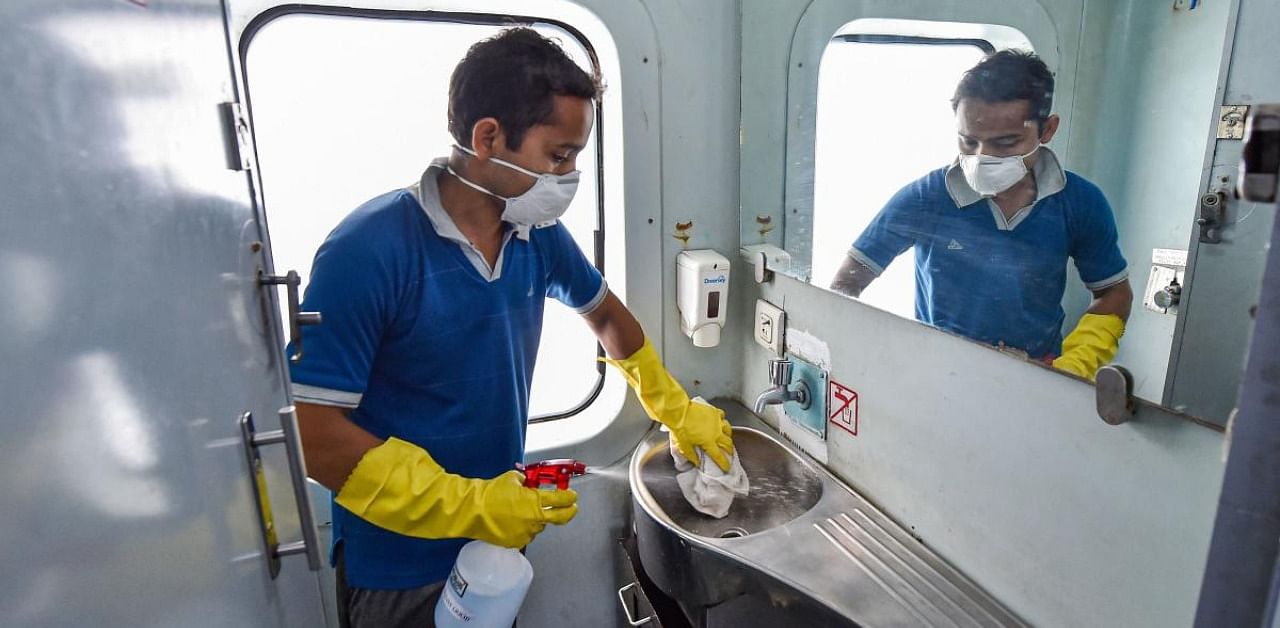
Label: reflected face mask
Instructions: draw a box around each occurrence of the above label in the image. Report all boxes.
[959,146,1040,196]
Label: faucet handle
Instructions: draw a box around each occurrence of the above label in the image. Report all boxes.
[767,358,793,386]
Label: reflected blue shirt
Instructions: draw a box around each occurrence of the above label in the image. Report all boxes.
[287,161,605,589]
[850,150,1127,358]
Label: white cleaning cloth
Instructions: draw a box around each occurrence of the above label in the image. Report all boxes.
[669,403,749,519]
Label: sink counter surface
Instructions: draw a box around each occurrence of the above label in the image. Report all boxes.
[630,400,1027,627]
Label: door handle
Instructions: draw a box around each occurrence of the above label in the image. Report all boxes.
[259,270,321,363]
[239,407,322,578]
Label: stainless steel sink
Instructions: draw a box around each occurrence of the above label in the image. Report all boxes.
[630,402,1027,627]
[634,427,823,539]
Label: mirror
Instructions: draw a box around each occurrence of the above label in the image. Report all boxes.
[741,0,1263,424]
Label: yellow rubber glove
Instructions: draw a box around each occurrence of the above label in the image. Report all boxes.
[602,338,735,471]
[1052,313,1126,381]
[335,437,577,548]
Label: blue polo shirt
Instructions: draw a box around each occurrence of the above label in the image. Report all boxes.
[288,158,606,589]
[850,148,1127,358]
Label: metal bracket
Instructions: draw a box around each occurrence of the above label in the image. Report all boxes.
[218,102,253,171]
[1198,190,1227,244]
[740,244,792,284]
[753,251,773,283]
[1095,365,1136,425]
[239,409,322,579]
[1218,105,1250,140]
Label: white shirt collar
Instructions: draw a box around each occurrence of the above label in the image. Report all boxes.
[406,157,515,282]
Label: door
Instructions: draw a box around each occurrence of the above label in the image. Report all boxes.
[1167,0,1280,420]
[0,0,325,625]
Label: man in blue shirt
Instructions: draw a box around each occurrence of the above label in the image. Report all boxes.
[290,29,735,627]
[830,50,1133,379]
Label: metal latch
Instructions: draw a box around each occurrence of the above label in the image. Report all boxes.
[1218,105,1250,140]
[1198,190,1226,244]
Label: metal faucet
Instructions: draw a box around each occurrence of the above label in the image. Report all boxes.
[754,358,812,413]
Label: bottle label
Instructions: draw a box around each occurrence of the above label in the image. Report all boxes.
[441,589,473,622]
[447,564,469,598]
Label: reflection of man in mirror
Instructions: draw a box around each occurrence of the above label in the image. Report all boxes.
[830,50,1132,380]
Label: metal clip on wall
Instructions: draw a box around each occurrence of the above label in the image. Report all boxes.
[740,243,792,284]
[1095,365,1136,425]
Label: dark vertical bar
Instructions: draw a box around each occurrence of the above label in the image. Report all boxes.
[1194,133,1280,627]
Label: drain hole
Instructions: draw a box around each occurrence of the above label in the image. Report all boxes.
[719,527,749,539]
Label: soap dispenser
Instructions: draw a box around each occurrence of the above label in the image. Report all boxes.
[676,249,730,347]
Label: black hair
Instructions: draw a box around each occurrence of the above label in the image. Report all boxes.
[951,50,1055,130]
[448,27,602,150]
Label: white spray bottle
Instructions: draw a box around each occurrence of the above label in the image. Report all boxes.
[434,460,587,627]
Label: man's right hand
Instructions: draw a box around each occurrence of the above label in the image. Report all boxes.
[335,437,578,548]
[474,470,579,547]
[1052,313,1125,382]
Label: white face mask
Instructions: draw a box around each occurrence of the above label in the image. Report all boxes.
[449,145,579,234]
[959,146,1040,196]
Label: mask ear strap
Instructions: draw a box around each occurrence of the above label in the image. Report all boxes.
[446,165,508,201]
[487,155,542,179]
[454,143,542,179]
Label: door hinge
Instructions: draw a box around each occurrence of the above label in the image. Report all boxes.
[218,101,253,171]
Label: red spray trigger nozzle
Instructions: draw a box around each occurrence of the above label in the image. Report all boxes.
[516,459,587,490]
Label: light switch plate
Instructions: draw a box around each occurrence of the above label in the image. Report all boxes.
[754,299,785,355]
[1143,249,1188,314]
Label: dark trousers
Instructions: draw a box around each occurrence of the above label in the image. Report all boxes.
[335,543,446,628]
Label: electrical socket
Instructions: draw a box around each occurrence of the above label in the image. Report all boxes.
[755,299,785,355]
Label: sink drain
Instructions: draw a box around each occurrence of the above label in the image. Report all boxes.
[718,527,749,539]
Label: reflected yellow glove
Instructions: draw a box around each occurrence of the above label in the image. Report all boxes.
[1052,313,1126,381]
[603,338,735,471]
[335,437,577,548]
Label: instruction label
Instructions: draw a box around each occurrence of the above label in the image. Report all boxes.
[828,380,858,437]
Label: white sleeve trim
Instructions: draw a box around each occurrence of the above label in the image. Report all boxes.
[291,384,362,409]
[1084,269,1129,291]
[847,247,885,276]
[574,279,610,315]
